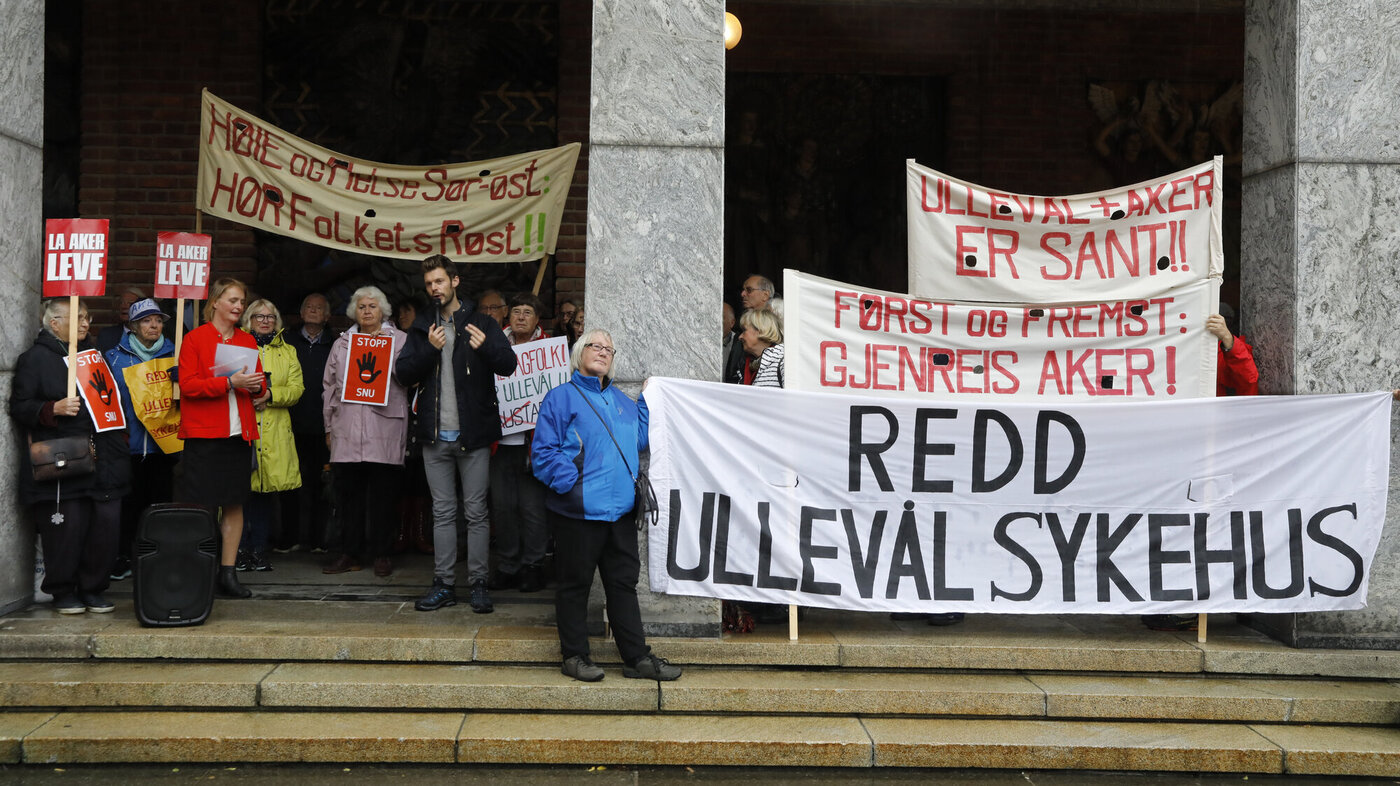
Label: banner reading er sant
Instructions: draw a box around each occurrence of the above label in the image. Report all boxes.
[197,90,579,264]
[907,159,1222,303]
[644,379,1391,616]
[784,269,1219,401]
[67,349,126,433]
[44,219,110,298]
[339,332,396,406]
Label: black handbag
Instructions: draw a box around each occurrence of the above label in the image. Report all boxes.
[569,382,658,529]
[29,434,96,482]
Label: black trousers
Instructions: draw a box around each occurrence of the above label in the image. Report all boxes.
[333,462,402,563]
[551,510,651,665]
[281,433,330,549]
[117,451,176,563]
[35,498,120,599]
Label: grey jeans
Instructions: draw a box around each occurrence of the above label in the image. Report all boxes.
[421,440,491,584]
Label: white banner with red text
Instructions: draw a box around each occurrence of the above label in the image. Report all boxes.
[644,378,1390,615]
[197,90,579,263]
[784,270,1219,401]
[496,336,570,436]
[907,159,1222,303]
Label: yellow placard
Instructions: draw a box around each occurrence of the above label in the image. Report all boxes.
[122,357,184,455]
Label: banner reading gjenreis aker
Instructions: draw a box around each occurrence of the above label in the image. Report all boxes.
[645,379,1390,615]
[907,159,1222,303]
[784,269,1219,401]
[197,90,579,262]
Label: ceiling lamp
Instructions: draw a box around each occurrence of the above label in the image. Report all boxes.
[724,12,742,50]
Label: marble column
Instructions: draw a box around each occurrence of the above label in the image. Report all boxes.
[585,0,724,636]
[0,0,46,614]
[1241,0,1400,648]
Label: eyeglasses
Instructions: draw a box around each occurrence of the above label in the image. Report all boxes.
[251,314,277,322]
[482,304,507,312]
[741,287,764,294]
[509,308,536,318]
[584,343,616,357]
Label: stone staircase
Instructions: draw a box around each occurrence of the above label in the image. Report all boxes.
[3,594,1400,775]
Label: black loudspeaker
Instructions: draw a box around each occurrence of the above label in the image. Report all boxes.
[133,503,219,627]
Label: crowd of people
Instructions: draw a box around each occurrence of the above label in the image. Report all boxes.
[14,256,680,682]
[11,258,1255,679]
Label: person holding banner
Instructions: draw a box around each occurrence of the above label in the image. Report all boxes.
[321,286,411,578]
[174,278,266,600]
[237,300,304,573]
[489,292,552,593]
[11,299,130,614]
[103,298,177,582]
[531,330,681,683]
[737,306,785,388]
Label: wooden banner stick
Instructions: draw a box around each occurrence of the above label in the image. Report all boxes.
[531,254,550,296]
[1197,613,1208,643]
[65,294,79,397]
[788,604,798,641]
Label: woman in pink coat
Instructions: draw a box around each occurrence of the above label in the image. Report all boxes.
[320,286,412,578]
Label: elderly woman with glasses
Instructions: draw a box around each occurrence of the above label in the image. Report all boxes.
[531,329,681,684]
[236,299,304,573]
[321,285,412,578]
[737,306,784,388]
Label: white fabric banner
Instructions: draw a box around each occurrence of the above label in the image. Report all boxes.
[496,336,570,436]
[645,378,1390,615]
[784,269,1219,401]
[907,159,1222,303]
[197,90,579,263]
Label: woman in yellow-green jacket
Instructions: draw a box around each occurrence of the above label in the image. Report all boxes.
[237,299,304,571]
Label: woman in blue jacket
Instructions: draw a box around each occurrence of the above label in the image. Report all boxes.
[531,328,680,683]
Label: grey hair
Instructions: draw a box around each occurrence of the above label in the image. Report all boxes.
[569,328,615,376]
[300,292,329,310]
[747,274,776,297]
[41,298,76,338]
[346,286,392,319]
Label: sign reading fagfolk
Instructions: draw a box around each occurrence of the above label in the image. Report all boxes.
[644,378,1391,615]
[153,232,212,300]
[43,219,110,298]
[907,159,1222,303]
[496,336,570,436]
[784,270,1218,401]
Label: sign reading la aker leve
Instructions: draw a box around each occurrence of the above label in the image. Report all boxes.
[644,378,1391,615]
[44,219,110,298]
[153,232,212,300]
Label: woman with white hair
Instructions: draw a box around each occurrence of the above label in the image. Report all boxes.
[237,299,304,572]
[532,328,681,683]
[321,286,412,577]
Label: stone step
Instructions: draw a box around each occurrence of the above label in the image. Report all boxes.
[6,602,1400,680]
[2,660,1398,726]
[5,710,1400,775]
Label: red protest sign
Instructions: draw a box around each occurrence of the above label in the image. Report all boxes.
[43,219,110,297]
[339,332,396,406]
[153,232,212,299]
[66,349,127,432]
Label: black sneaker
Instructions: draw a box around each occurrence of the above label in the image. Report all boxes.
[623,654,681,681]
[235,550,254,572]
[488,571,517,591]
[469,580,493,614]
[53,595,86,615]
[926,612,965,626]
[109,556,132,582]
[79,592,115,613]
[414,578,457,612]
[517,564,542,593]
[251,551,273,571]
[561,655,604,682]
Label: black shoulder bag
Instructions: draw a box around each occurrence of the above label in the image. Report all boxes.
[569,382,658,530]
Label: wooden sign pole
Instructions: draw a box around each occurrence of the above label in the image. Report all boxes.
[65,294,79,397]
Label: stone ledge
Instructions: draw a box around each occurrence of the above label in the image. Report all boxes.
[0,662,273,708]
[21,711,463,764]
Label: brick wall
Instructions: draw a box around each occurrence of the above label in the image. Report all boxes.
[724,3,1244,194]
[79,0,261,327]
[553,0,592,311]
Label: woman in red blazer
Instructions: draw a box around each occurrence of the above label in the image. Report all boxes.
[176,278,267,599]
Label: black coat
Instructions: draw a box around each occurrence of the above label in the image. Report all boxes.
[285,326,340,434]
[397,299,518,451]
[10,330,131,505]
